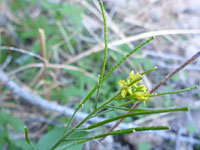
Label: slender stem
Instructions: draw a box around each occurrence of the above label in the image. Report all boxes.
[63,85,98,135]
[61,126,169,150]
[65,126,169,142]
[106,106,148,111]
[140,66,157,75]
[101,37,154,84]
[86,107,188,130]
[99,1,108,83]
[24,126,35,150]
[50,90,121,150]
[119,99,137,107]
[62,0,108,135]
[150,85,198,97]
[90,109,113,118]
[95,75,101,110]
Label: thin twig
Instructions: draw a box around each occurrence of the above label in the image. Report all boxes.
[0,46,46,62]
[29,28,48,87]
[7,63,97,80]
[62,30,200,65]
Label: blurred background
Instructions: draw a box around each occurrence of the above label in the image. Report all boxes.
[0,0,200,150]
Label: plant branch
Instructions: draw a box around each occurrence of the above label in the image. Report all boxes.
[95,51,200,145]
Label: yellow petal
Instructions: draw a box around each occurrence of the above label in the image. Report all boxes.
[143,100,146,106]
[128,88,133,95]
[130,70,134,78]
[121,89,127,98]
[140,85,147,92]
[119,80,126,87]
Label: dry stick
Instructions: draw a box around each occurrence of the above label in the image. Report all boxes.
[30,29,48,88]
[94,51,200,147]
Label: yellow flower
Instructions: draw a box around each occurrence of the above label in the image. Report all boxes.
[127,92,150,105]
[119,80,132,98]
[118,70,150,105]
[136,85,147,92]
[129,70,141,87]
[119,70,142,98]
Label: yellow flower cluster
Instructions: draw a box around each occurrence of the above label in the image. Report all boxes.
[119,70,150,105]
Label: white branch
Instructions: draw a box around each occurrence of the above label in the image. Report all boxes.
[0,70,129,129]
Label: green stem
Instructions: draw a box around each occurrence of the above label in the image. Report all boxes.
[101,36,154,84]
[140,66,157,75]
[150,85,198,97]
[63,86,97,135]
[90,109,113,118]
[67,126,169,141]
[61,126,169,150]
[95,75,101,110]
[24,126,35,150]
[85,107,189,130]
[119,99,137,107]
[99,1,108,83]
[106,106,147,111]
[50,90,121,150]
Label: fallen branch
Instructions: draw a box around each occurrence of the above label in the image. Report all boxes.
[0,69,129,129]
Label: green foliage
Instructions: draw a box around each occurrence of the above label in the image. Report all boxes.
[0,129,8,149]
[138,141,152,150]
[0,112,31,150]
[0,112,25,132]
[164,95,173,107]
[36,127,88,150]
[51,89,69,104]
[187,123,197,134]
[36,127,65,150]
[171,74,180,83]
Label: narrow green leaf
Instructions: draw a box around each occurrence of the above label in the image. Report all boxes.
[106,106,147,111]
[86,107,189,129]
[140,66,157,75]
[99,0,108,83]
[63,126,169,150]
[101,36,154,84]
[150,85,198,97]
[0,112,25,132]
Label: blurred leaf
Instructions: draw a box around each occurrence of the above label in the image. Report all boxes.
[171,74,180,83]
[0,129,8,149]
[132,58,143,67]
[143,58,154,70]
[51,89,69,104]
[8,139,33,150]
[58,130,89,150]
[36,127,89,150]
[187,123,197,134]
[165,96,173,107]
[138,141,152,150]
[0,112,25,132]
[36,127,65,150]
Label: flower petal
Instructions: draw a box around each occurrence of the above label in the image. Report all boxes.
[119,80,126,87]
[128,87,133,95]
[121,89,127,98]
